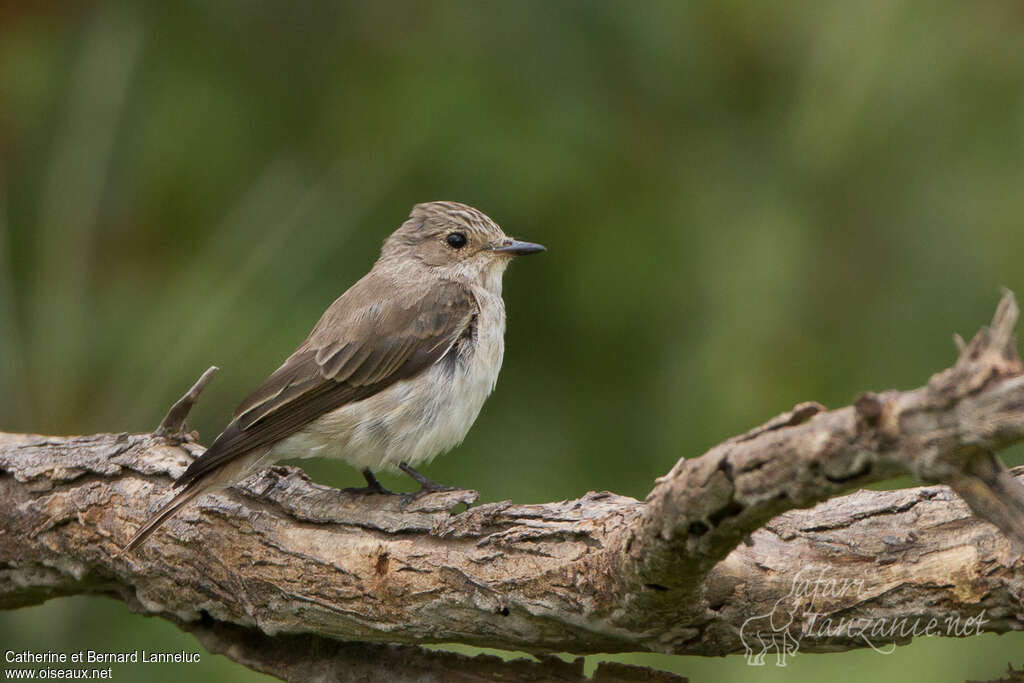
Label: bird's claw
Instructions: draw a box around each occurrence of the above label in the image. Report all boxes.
[342,484,395,496]
[398,462,461,493]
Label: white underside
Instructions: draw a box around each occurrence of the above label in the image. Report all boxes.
[265,285,506,473]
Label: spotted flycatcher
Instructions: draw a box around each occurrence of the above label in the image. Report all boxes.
[121,201,544,553]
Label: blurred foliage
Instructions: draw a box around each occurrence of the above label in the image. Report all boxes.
[2,1,1024,680]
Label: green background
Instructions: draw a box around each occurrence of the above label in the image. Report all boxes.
[3,1,1024,680]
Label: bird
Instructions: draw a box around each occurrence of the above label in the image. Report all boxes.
[120,201,545,554]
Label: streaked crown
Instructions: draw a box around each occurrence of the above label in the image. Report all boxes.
[411,201,500,233]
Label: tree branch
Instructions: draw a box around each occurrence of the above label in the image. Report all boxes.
[2,292,1024,679]
[154,365,219,439]
[177,618,686,683]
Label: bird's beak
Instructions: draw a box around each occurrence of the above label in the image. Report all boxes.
[490,239,547,256]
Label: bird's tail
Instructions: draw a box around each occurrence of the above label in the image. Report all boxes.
[117,480,212,556]
[117,445,272,556]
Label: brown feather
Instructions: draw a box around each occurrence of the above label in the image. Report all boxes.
[175,276,477,488]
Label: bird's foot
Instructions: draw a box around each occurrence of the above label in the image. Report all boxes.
[342,468,394,496]
[342,484,394,496]
[399,487,475,506]
[399,462,460,495]
[397,464,481,509]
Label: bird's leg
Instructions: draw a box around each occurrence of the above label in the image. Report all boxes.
[362,468,392,493]
[399,462,458,494]
[342,468,394,496]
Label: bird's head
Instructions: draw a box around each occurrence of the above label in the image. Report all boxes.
[380,201,545,291]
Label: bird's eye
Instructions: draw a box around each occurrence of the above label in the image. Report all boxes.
[445,232,468,249]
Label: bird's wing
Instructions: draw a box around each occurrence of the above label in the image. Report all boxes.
[175,277,478,487]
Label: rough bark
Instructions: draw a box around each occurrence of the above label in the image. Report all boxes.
[2,292,1024,681]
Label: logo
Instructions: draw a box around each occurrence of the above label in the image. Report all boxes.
[738,566,988,666]
[740,595,800,666]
